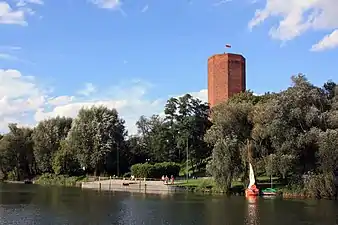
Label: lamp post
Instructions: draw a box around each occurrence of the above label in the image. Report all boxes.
[178,131,190,183]
[186,136,189,183]
[116,144,120,178]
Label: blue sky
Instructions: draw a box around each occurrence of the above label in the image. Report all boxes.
[0,0,337,134]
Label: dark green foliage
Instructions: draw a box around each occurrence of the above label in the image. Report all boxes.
[136,94,211,175]
[130,163,154,178]
[35,173,88,186]
[52,140,81,176]
[130,162,180,178]
[303,172,336,199]
[32,117,73,173]
[66,106,127,176]
[0,124,35,181]
[206,74,338,199]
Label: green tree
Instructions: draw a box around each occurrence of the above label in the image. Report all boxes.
[136,115,169,162]
[206,137,242,192]
[52,140,80,175]
[276,154,296,179]
[125,136,150,166]
[164,94,211,170]
[252,75,329,174]
[263,154,278,177]
[68,106,127,176]
[0,124,35,180]
[32,117,73,173]
[205,100,254,187]
[317,129,338,173]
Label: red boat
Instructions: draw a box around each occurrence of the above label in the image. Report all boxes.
[245,162,259,197]
[245,184,259,197]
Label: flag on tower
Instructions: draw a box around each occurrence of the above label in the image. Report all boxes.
[225,44,231,48]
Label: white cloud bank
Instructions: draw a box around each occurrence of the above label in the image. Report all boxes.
[0,0,43,26]
[0,69,207,135]
[249,0,338,51]
[90,0,121,9]
[0,1,26,25]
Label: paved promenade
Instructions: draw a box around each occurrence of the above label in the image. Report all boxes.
[81,179,184,194]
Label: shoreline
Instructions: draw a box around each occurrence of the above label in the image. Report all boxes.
[2,177,336,200]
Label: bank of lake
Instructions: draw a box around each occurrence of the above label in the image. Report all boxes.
[2,174,328,200]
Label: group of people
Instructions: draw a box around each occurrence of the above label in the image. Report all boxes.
[161,175,175,184]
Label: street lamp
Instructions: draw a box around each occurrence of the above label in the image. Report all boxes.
[166,139,170,161]
[186,136,189,183]
[178,131,190,183]
[116,146,120,177]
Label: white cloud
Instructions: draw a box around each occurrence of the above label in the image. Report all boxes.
[0,53,18,60]
[0,69,208,135]
[213,0,232,7]
[0,69,45,130]
[189,89,208,102]
[48,96,74,106]
[90,0,121,9]
[311,29,338,51]
[77,82,96,96]
[249,0,338,51]
[141,4,148,13]
[0,46,21,51]
[89,0,127,16]
[0,51,35,65]
[16,0,44,7]
[0,1,27,25]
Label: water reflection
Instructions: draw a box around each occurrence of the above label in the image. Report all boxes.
[245,196,259,225]
[0,184,337,225]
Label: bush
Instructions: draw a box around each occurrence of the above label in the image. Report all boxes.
[7,170,17,181]
[35,173,88,186]
[303,172,336,199]
[131,162,180,178]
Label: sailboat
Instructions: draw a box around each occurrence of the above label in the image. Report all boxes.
[261,155,278,196]
[261,176,278,196]
[245,163,259,197]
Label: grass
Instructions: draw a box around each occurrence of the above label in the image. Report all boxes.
[175,176,286,194]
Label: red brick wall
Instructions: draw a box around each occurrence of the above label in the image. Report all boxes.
[208,53,246,108]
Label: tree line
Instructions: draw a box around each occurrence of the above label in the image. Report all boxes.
[0,74,337,198]
[0,92,211,180]
[206,75,338,198]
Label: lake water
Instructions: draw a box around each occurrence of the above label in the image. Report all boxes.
[0,183,337,225]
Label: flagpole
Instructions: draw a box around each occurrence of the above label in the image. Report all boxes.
[225,44,231,53]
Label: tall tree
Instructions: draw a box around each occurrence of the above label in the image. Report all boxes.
[136,115,170,162]
[0,124,35,180]
[68,106,127,176]
[205,100,254,187]
[32,117,73,173]
[164,94,211,168]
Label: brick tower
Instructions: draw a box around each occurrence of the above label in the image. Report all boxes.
[208,53,246,108]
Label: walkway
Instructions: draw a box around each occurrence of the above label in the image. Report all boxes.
[81,179,184,194]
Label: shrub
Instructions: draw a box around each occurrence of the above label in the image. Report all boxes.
[131,162,180,178]
[35,173,88,186]
[303,172,336,199]
[7,170,17,181]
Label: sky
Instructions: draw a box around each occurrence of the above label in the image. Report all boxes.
[0,0,338,134]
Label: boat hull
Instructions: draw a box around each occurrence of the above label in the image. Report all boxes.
[261,188,278,196]
[245,188,259,197]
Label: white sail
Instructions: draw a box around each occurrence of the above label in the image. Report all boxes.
[248,163,256,188]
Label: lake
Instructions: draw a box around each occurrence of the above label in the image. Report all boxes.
[0,183,337,225]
